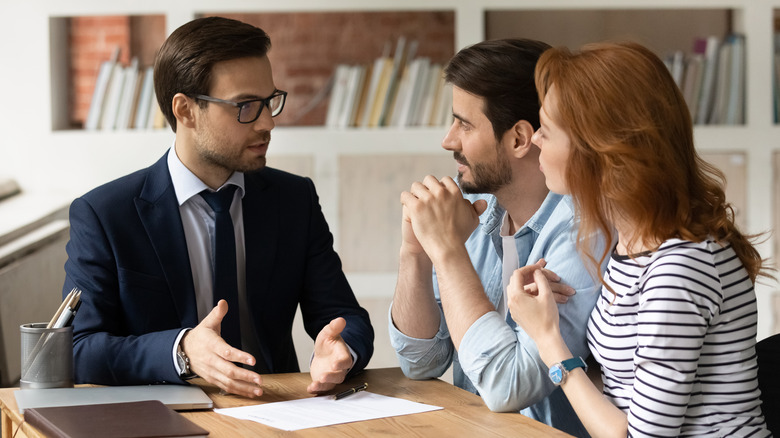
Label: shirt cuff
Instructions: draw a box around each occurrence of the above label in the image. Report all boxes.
[458,311,516,376]
[387,302,450,359]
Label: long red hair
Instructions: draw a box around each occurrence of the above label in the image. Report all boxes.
[535,41,768,284]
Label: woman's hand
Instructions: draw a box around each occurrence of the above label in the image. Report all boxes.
[508,263,563,344]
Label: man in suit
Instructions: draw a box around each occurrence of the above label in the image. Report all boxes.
[63,16,373,398]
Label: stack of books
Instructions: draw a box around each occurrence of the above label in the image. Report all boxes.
[84,47,167,131]
[325,37,453,129]
[665,33,745,125]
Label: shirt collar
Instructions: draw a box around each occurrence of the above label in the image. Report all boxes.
[484,191,563,237]
[167,140,246,206]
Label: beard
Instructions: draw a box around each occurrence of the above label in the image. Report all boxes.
[194,124,270,174]
[455,150,512,194]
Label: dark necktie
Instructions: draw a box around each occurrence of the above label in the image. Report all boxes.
[200,185,240,349]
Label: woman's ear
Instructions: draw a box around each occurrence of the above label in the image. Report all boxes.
[172,93,197,129]
[508,120,536,158]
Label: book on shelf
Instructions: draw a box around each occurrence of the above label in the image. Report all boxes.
[326,36,451,128]
[84,50,166,131]
[665,50,685,89]
[774,33,780,123]
[115,57,140,130]
[358,52,390,127]
[668,34,745,126]
[125,67,145,129]
[709,38,732,124]
[84,47,120,131]
[24,399,208,438]
[695,35,721,125]
[681,52,704,120]
[366,57,395,127]
[378,37,415,126]
[338,65,367,128]
[325,64,351,127]
[724,33,745,125]
[134,66,155,130]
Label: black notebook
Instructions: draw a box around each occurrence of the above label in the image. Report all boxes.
[24,399,209,438]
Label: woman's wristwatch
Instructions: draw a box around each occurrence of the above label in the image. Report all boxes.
[548,356,587,386]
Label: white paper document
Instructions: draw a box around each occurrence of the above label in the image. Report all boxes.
[215,391,442,431]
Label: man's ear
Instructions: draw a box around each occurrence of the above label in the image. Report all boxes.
[172,93,197,129]
[507,120,536,158]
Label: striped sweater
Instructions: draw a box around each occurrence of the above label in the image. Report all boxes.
[587,238,770,437]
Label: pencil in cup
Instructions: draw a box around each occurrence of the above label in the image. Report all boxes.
[19,288,80,389]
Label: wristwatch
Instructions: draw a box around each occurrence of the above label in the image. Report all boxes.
[548,357,587,386]
[176,342,196,380]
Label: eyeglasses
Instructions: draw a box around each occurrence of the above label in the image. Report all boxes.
[194,90,287,123]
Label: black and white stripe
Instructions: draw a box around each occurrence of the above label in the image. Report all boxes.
[587,239,769,437]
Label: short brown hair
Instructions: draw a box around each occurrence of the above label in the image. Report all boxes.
[444,38,550,140]
[153,16,271,132]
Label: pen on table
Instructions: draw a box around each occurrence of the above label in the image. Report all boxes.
[333,383,368,400]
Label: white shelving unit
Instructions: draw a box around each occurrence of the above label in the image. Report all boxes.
[1,0,778,340]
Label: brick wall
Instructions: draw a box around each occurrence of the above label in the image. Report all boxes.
[67,11,455,128]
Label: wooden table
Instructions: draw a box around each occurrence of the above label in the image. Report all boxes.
[0,367,570,437]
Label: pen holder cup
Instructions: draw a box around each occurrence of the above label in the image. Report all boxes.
[20,323,74,389]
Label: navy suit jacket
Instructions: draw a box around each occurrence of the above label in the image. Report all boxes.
[63,152,374,385]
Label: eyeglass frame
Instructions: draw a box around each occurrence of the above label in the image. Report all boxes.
[192,90,288,123]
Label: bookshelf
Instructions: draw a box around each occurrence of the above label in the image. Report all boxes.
[1,0,779,342]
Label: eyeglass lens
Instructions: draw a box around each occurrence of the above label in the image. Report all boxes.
[238,93,286,122]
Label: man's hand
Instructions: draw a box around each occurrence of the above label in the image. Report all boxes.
[399,175,487,264]
[307,317,353,394]
[182,300,263,398]
[400,204,426,256]
[512,259,576,304]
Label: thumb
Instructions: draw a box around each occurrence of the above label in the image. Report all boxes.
[533,269,553,299]
[472,199,488,216]
[323,317,346,340]
[202,299,228,330]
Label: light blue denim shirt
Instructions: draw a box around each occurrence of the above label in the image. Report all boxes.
[389,191,602,437]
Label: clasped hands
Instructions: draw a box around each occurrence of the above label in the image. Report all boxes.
[400,175,575,335]
[181,300,353,398]
[399,175,487,262]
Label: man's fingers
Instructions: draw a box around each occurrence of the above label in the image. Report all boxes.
[423,175,445,190]
[400,190,419,207]
[539,267,562,282]
[321,317,346,340]
[216,343,257,367]
[214,370,264,398]
[550,283,576,304]
[307,380,337,394]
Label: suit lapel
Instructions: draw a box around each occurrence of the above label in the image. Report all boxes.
[242,171,278,371]
[134,153,199,327]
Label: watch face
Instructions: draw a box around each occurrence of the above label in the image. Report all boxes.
[549,364,564,384]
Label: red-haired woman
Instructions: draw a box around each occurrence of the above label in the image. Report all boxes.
[508,41,771,437]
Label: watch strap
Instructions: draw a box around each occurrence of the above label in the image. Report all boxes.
[560,356,587,373]
[549,356,587,386]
